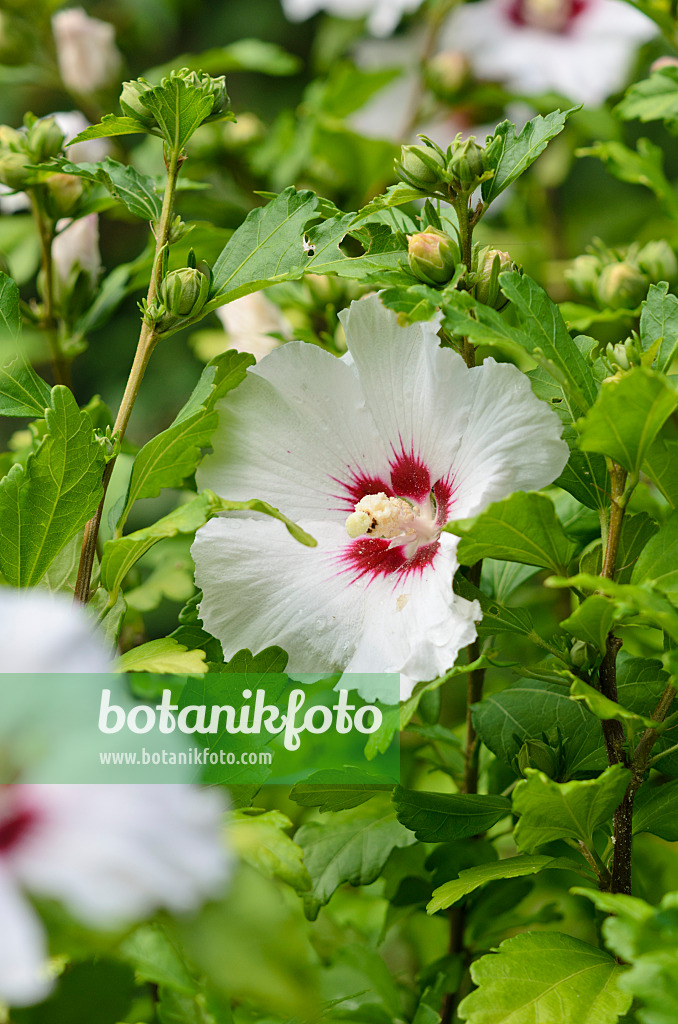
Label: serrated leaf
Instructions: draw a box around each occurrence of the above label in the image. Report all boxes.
[615,67,678,127]
[295,797,414,917]
[513,764,631,852]
[482,107,578,204]
[561,594,620,651]
[230,809,311,893]
[547,572,678,645]
[0,387,105,587]
[116,637,207,674]
[0,269,20,340]
[393,787,511,842]
[68,114,151,144]
[117,349,253,530]
[50,157,162,222]
[448,492,577,573]
[454,573,535,638]
[473,680,606,778]
[303,216,407,279]
[289,769,393,812]
[577,367,678,475]
[632,511,678,597]
[140,76,215,151]
[209,187,318,304]
[0,357,51,417]
[579,138,678,218]
[427,855,578,914]
[458,932,632,1024]
[640,283,678,373]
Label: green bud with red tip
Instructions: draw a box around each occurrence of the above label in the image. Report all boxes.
[407,228,459,286]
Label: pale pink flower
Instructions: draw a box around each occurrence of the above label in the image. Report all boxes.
[216,292,288,362]
[52,8,122,95]
[52,213,101,290]
[193,295,568,699]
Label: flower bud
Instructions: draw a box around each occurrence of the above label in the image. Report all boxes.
[156,267,210,331]
[595,261,648,310]
[565,253,601,299]
[0,152,30,190]
[425,51,470,102]
[449,136,486,190]
[26,116,65,163]
[636,239,677,284]
[517,739,558,779]
[605,334,642,372]
[45,173,84,217]
[407,228,459,286]
[52,7,122,94]
[0,124,25,155]
[397,144,446,192]
[475,248,516,307]
[119,79,155,127]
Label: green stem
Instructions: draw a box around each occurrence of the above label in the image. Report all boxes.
[73,148,183,605]
[31,193,71,389]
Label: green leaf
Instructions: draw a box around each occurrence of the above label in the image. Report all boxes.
[633,511,678,598]
[458,932,632,1024]
[50,158,162,222]
[513,764,631,852]
[645,430,678,507]
[230,809,311,893]
[615,67,678,128]
[482,107,578,204]
[473,680,606,778]
[498,273,598,414]
[118,349,253,529]
[289,769,393,812]
[139,75,215,152]
[119,924,197,994]
[632,778,678,840]
[303,217,406,279]
[580,511,659,585]
[0,269,20,340]
[640,283,678,373]
[569,678,656,730]
[393,787,511,842]
[295,797,414,918]
[148,39,302,79]
[578,138,678,218]
[561,594,620,651]
[101,491,221,603]
[116,637,207,674]
[209,187,318,304]
[577,367,678,475]
[454,574,535,638]
[0,387,105,587]
[448,492,577,573]
[68,114,152,144]
[427,855,580,914]
[0,357,51,417]
[547,573,678,646]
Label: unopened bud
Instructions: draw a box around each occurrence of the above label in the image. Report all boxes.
[595,261,648,310]
[0,124,24,154]
[407,228,459,286]
[565,253,601,299]
[119,79,155,127]
[425,51,470,102]
[606,334,642,372]
[45,173,83,217]
[0,152,30,190]
[449,136,486,190]
[26,116,65,162]
[475,248,516,307]
[157,267,210,331]
[636,239,677,284]
[517,739,558,779]
[397,144,446,192]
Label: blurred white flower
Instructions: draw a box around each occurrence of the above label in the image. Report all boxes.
[0,783,229,1006]
[281,0,424,36]
[52,7,122,95]
[216,292,289,362]
[52,213,101,290]
[0,591,230,1006]
[441,0,657,105]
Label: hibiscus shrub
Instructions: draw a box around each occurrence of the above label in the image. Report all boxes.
[2,1,678,1022]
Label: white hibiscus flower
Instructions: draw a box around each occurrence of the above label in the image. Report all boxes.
[442,0,657,105]
[192,294,568,699]
[0,590,230,1007]
[51,7,122,95]
[281,0,424,36]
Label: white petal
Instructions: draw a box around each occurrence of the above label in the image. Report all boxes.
[15,785,229,925]
[0,867,52,1007]
[0,590,112,673]
[193,516,365,671]
[448,358,569,519]
[281,0,423,33]
[194,516,479,698]
[196,340,391,520]
[339,294,473,485]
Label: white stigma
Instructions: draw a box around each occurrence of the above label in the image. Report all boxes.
[345,491,440,557]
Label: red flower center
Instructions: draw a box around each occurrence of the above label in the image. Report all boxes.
[508,0,587,32]
[0,788,38,856]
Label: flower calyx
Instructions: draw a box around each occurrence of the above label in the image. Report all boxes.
[120,69,233,142]
[408,228,460,286]
[144,253,211,334]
